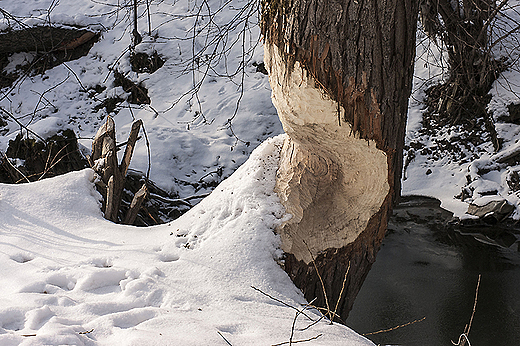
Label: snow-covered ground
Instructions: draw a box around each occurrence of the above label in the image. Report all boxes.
[2,0,520,344]
[0,136,373,345]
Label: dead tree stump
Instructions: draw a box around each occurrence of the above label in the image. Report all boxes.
[90,116,143,223]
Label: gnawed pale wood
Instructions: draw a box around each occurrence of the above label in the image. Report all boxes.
[92,116,115,162]
[105,175,116,222]
[266,44,389,264]
[124,183,148,225]
[100,136,117,184]
[120,119,142,177]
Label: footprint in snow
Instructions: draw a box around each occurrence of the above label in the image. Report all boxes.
[10,253,34,263]
[24,305,54,330]
[74,268,127,293]
[157,253,179,262]
[0,308,25,331]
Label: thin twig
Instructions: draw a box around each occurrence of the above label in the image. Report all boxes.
[271,334,323,346]
[1,151,30,183]
[0,106,46,143]
[250,286,314,321]
[465,274,481,336]
[217,331,233,346]
[78,329,94,335]
[362,317,427,336]
[285,297,318,344]
[288,306,302,345]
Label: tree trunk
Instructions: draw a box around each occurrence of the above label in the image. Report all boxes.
[261,0,419,319]
[436,0,495,92]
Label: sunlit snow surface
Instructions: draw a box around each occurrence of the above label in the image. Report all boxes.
[0,136,373,345]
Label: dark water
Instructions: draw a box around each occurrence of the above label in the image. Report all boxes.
[347,196,520,346]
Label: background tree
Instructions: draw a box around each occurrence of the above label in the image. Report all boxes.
[419,0,519,150]
[261,0,420,319]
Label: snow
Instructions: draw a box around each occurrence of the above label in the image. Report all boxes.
[0,136,373,345]
[2,0,520,343]
[0,0,282,197]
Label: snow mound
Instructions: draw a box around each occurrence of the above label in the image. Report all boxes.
[0,135,372,345]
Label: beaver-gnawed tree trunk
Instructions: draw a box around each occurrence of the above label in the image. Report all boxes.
[261,0,419,320]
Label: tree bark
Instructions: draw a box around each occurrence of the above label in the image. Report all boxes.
[261,0,419,319]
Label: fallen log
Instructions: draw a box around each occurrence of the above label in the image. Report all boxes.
[0,26,98,55]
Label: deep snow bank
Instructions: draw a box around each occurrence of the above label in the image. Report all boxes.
[0,135,373,345]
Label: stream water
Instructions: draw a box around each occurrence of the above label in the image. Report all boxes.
[346,196,520,346]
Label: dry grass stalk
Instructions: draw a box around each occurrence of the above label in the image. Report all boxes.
[1,151,30,183]
[302,239,350,324]
[302,240,331,319]
[452,274,481,346]
[332,261,350,324]
[217,331,233,345]
[362,316,426,336]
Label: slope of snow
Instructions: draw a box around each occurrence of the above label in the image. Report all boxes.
[0,136,373,345]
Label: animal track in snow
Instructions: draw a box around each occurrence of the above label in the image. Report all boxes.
[19,281,70,295]
[10,253,34,263]
[86,257,113,268]
[24,305,54,330]
[46,273,76,291]
[109,308,157,329]
[74,268,127,293]
[157,253,179,262]
[0,308,25,331]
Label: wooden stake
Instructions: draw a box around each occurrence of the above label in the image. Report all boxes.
[105,175,116,222]
[91,117,145,224]
[124,183,148,225]
[120,119,142,177]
